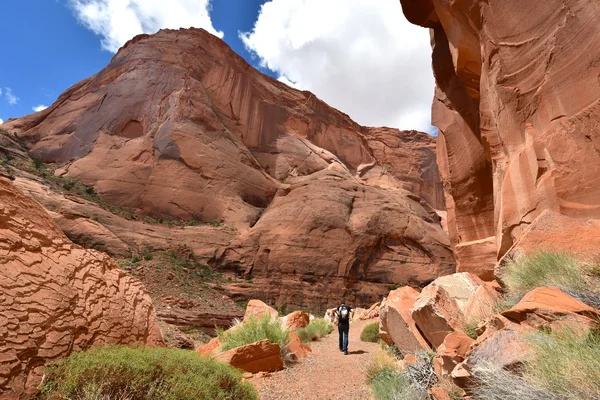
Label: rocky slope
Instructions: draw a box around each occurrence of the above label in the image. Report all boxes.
[0,178,163,399]
[399,0,600,278]
[1,28,454,309]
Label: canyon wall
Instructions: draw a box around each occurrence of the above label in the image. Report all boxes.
[400,0,600,277]
[2,28,454,308]
[0,178,163,399]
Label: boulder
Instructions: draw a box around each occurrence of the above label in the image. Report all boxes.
[466,329,531,372]
[379,287,430,352]
[324,308,337,323]
[286,331,312,360]
[243,300,279,323]
[429,387,452,400]
[281,311,310,330]
[411,285,461,348]
[215,340,283,373]
[359,301,382,320]
[196,337,222,356]
[352,308,367,321]
[0,179,163,399]
[502,287,600,332]
[411,273,496,348]
[437,332,475,376]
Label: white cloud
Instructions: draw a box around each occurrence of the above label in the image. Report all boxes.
[4,88,19,105]
[33,105,49,112]
[70,0,223,53]
[0,88,3,97]
[0,118,3,125]
[241,0,435,132]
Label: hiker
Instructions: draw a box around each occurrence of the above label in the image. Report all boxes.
[335,299,353,355]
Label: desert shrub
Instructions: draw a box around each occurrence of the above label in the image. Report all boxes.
[361,322,380,343]
[403,351,438,394]
[471,363,562,400]
[365,350,398,381]
[296,319,334,343]
[525,328,600,399]
[504,251,587,297]
[37,345,258,400]
[370,370,427,400]
[218,314,289,351]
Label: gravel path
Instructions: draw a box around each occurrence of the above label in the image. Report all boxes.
[254,319,380,400]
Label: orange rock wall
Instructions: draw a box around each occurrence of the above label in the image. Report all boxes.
[400,0,600,273]
[0,179,163,399]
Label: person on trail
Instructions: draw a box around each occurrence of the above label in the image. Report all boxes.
[335,299,353,355]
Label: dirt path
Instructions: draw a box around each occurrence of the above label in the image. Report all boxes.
[254,319,380,400]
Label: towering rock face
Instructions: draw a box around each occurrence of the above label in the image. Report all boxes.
[2,28,455,307]
[400,0,600,276]
[0,178,163,399]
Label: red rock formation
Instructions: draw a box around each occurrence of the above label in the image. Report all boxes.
[243,300,279,322]
[215,339,283,373]
[281,311,310,331]
[0,178,163,399]
[3,28,454,309]
[399,0,600,276]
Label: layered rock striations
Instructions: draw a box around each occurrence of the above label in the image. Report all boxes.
[400,0,600,276]
[0,178,163,399]
[3,28,454,307]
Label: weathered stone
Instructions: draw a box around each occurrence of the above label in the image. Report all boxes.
[0,179,163,399]
[243,300,279,323]
[215,340,283,373]
[286,331,312,360]
[379,287,430,352]
[411,285,461,349]
[196,337,221,357]
[281,311,310,331]
[437,332,475,376]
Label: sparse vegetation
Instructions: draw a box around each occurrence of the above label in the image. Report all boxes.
[505,251,586,297]
[296,319,334,343]
[218,314,289,352]
[360,322,380,343]
[365,350,427,400]
[37,345,258,400]
[525,327,600,399]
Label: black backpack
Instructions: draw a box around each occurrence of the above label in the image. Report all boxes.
[338,305,350,322]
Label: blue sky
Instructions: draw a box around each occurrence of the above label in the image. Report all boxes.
[0,0,435,132]
[0,0,272,123]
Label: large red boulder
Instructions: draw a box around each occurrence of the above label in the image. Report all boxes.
[286,331,312,360]
[196,337,221,357]
[437,332,475,376]
[215,340,283,373]
[243,300,279,323]
[281,311,310,330]
[379,287,430,352]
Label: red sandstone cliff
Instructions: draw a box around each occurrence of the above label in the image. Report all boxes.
[0,178,163,399]
[2,28,454,308]
[399,0,600,278]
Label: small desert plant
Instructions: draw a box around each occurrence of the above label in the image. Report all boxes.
[360,322,380,343]
[370,370,427,400]
[403,351,438,395]
[524,327,600,399]
[218,314,289,351]
[471,363,563,400]
[37,345,258,400]
[365,350,398,381]
[296,319,334,343]
[504,251,587,297]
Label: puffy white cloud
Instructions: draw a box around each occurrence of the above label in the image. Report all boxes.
[0,118,4,125]
[70,0,223,53]
[241,0,435,132]
[4,87,19,105]
[33,105,49,112]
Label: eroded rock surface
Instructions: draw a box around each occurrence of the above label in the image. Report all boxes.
[2,28,454,309]
[399,0,600,274]
[0,179,163,399]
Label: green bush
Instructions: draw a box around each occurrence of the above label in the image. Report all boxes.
[296,319,334,343]
[505,251,587,296]
[360,322,380,343]
[37,345,258,400]
[218,314,289,351]
[525,328,600,399]
[370,370,426,400]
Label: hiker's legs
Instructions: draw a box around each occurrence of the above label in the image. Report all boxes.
[338,324,344,351]
[341,324,349,352]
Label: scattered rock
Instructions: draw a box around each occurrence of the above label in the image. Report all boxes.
[286,332,312,360]
[379,286,430,352]
[216,340,283,373]
[243,300,279,323]
[196,337,222,356]
[411,284,461,349]
[281,311,310,331]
